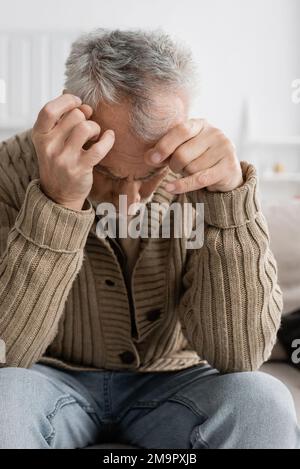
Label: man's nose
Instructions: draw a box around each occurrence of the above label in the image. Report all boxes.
[117,180,141,207]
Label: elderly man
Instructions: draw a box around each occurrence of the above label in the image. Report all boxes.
[0,28,299,449]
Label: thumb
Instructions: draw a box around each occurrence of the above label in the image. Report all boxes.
[84,130,115,167]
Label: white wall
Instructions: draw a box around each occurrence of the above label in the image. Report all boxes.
[0,0,299,143]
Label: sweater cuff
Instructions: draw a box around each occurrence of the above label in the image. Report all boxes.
[188,161,261,228]
[15,179,95,252]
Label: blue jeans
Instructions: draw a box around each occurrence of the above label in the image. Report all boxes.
[0,363,299,449]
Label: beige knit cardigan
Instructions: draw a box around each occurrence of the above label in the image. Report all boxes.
[0,129,282,373]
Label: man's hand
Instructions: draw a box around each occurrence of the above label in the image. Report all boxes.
[145,119,243,194]
[31,94,115,211]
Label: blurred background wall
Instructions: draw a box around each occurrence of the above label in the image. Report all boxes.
[0,0,299,201]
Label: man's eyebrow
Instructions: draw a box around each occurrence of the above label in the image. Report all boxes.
[95,165,123,179]
[95,165,165,180]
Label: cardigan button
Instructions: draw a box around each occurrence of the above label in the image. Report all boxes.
[105,279,115,287]
[119,351,135,364]
[147,309,162,322]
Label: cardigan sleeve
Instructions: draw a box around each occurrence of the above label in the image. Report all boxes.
[0,134,95,367]
[177,162,283,373]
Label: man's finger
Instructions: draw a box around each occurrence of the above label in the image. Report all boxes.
[59,104,93,122]
[169,130,218,175]
[33,94,82,134]
[83,130,115,167]
[65,120,101,154]
[179,144,225,177]
[164,164,220,194]
[78,104,94,119]
[56,106,96,141]
[145,118,206,167]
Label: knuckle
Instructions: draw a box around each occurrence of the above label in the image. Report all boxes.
[54,157,67,173]
[157,142,169,158]
[78,120,100,134]
[213,129,230,146]
[211,127,223,138]
[66,166,79,179]
[91,121,101,133]
[42,141,57,158]
[223,139,235,152]
[198,171,209,185]
[66,93,81,104]
[180,122,193,136]
[41,103,55,119]
[173,147,185,162]
[76,120,91,134]
[70,108,86,121]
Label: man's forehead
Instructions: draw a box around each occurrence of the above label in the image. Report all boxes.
[93,105,150,155]
[93,92,189,146]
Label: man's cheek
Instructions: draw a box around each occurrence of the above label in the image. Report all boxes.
[90,172,113,199]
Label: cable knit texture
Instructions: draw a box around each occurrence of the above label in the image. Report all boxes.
[0,129,283,373]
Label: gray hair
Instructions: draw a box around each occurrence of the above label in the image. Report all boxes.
[64,28,198,143]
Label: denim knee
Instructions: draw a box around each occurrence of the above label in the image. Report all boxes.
[0,367,33,406]
[0,366,100,449]
[216,371,299,448]
[228,371,296,416]
[191,370,300,449]
[0,367,39,421]
[0,367,52,447]
[225,372,296,421]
